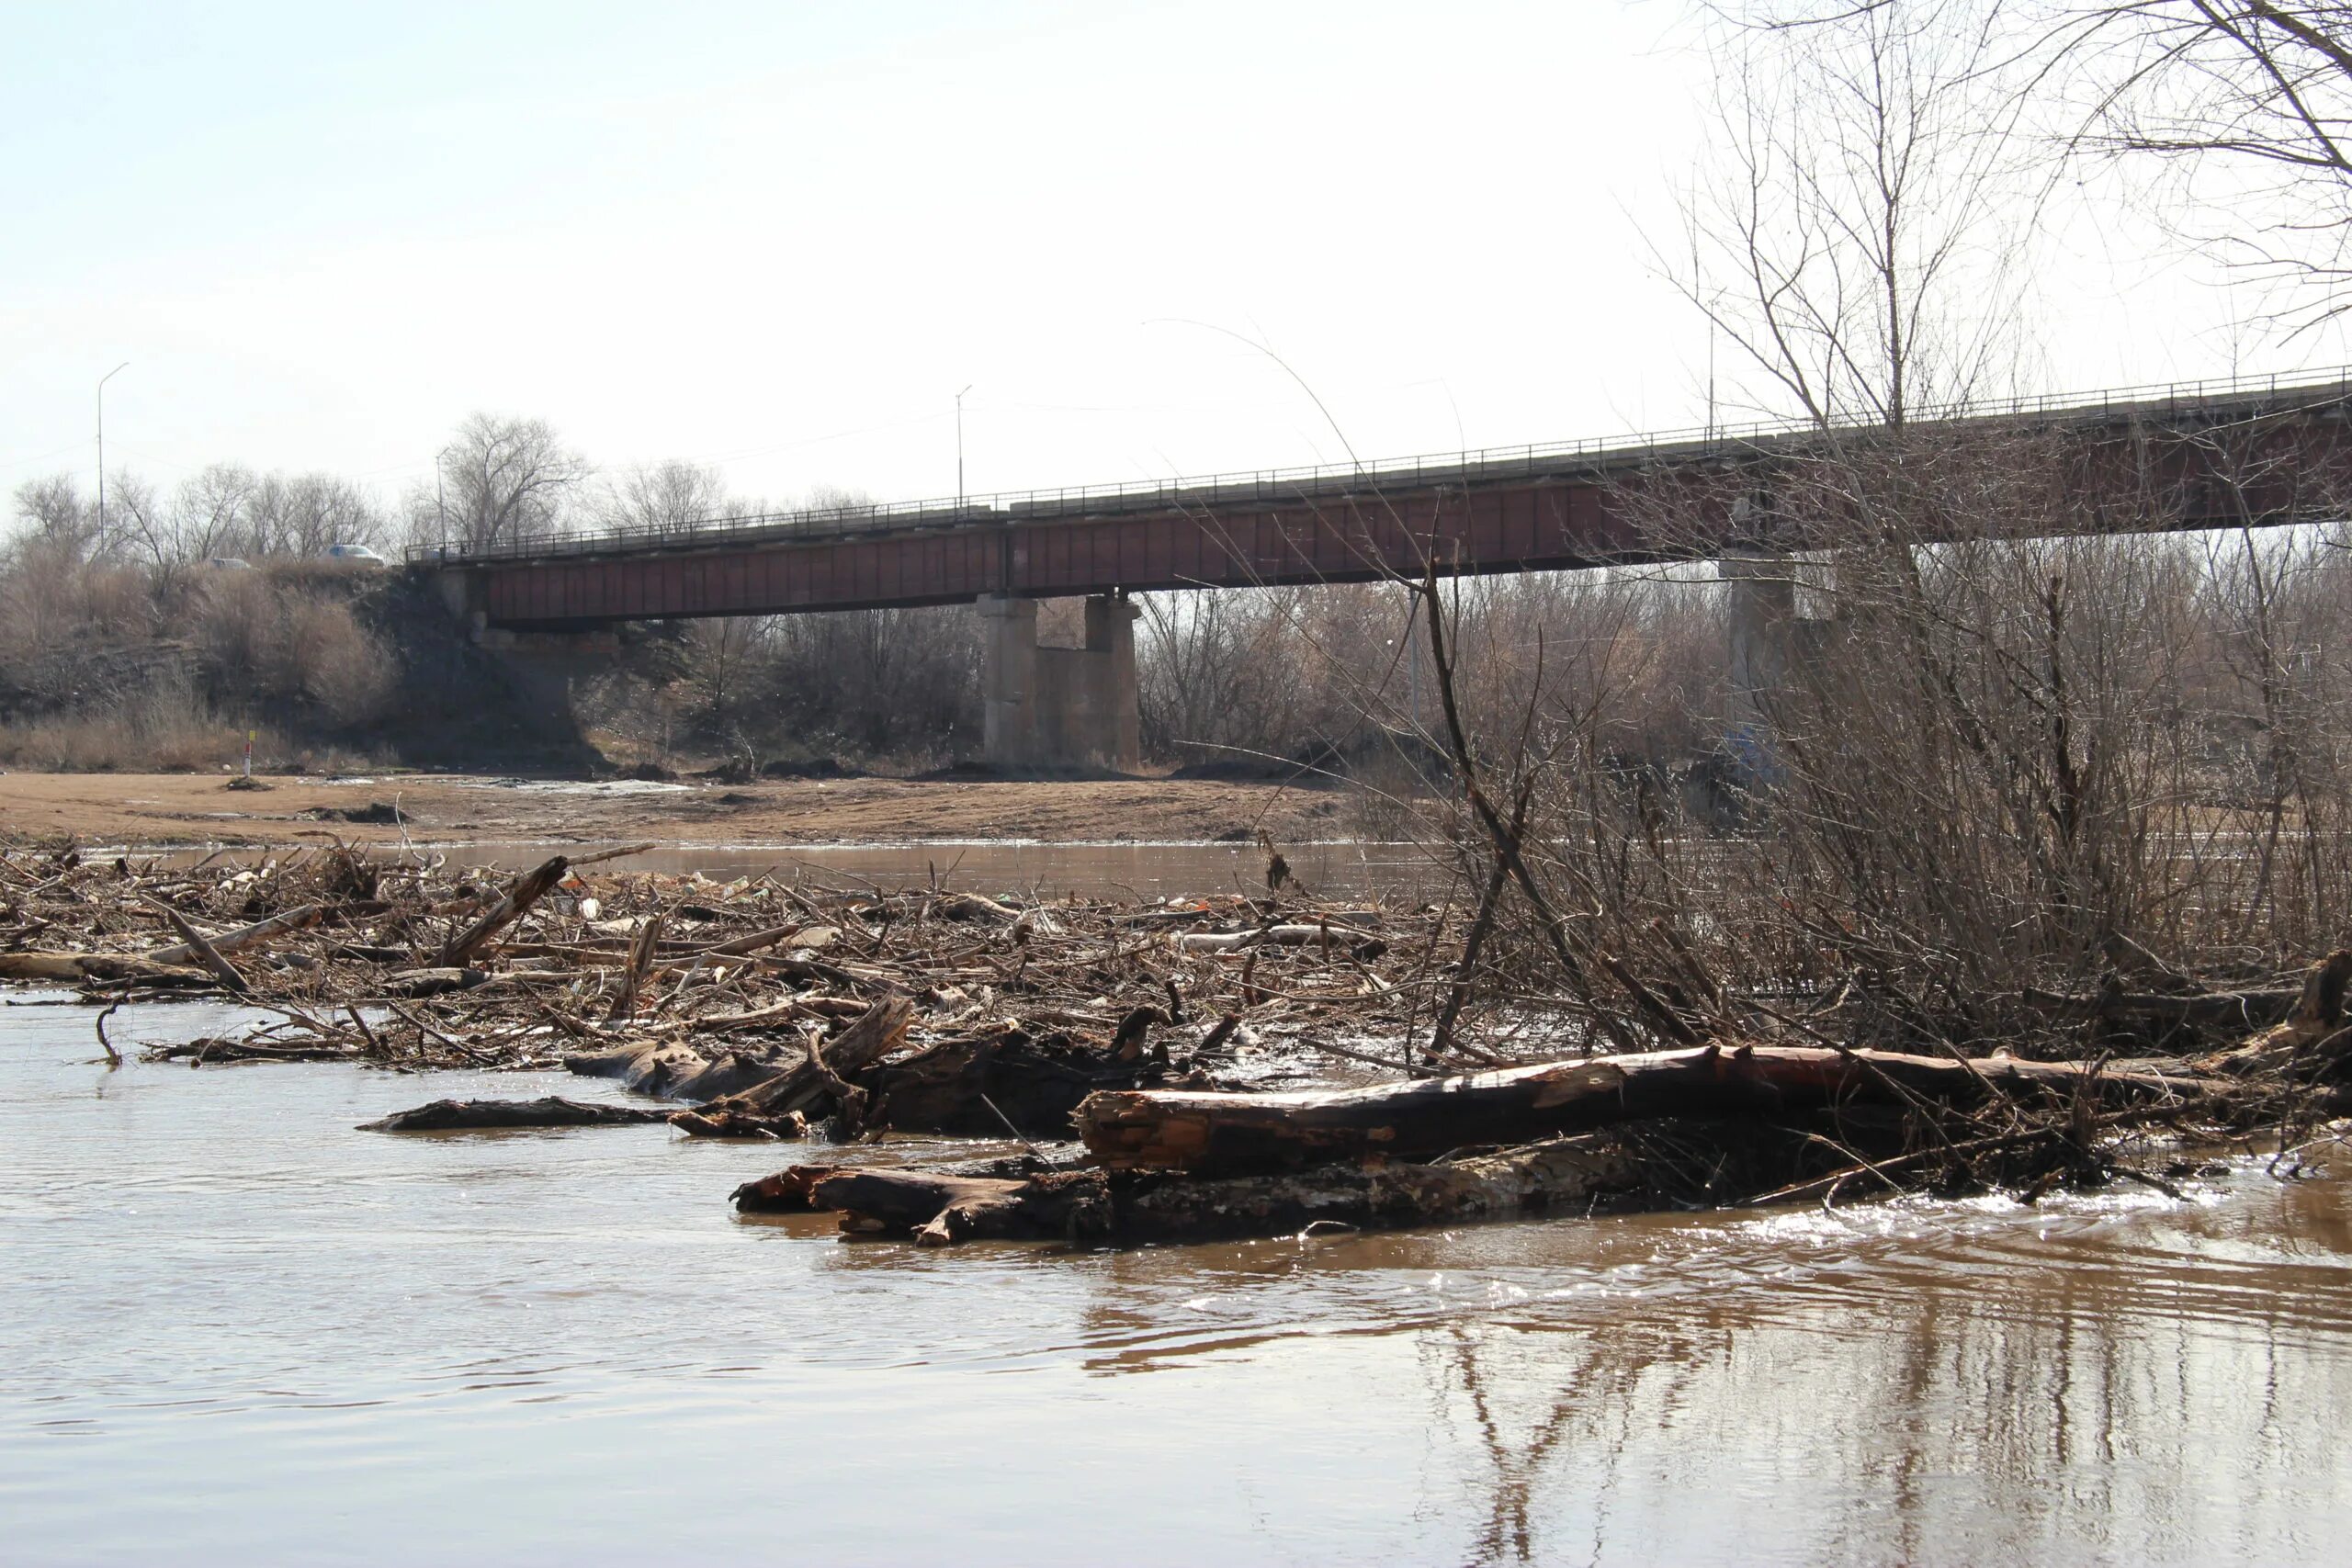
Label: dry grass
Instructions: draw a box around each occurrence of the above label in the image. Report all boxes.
[0,682,281,774]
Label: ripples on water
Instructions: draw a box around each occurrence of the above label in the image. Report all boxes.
[3,996,2348,1566]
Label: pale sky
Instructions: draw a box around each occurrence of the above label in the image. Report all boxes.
[2,1,2340,513]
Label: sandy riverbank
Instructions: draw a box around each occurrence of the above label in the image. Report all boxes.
[0,770,1360,851]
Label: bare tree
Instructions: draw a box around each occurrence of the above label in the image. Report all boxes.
[9,476,103,560]
[2052,2,2352,328]
[107,470,175,578]
[681,615,772,740]
[424,413,588,552]
[248,472,384,558]
[1668,2,2051,427]
[596,459,729,536]
[169,464,259,563]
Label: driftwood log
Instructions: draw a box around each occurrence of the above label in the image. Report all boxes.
[139,895,250,994]
[2198,949,2352,1076]
[0,952,216,987]
[359,1096,674,1132]
[1075,1043,2230,1175]
[147,902,325,966]
[732,1134,1644,1247]
[677,994,915,1127]
[438,854,568,966]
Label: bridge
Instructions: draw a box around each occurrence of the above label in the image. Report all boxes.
[420,367,2352,772]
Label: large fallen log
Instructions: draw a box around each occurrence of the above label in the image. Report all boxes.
[737,1134,1644,1247]
[0,951,217,987]
[146,902,325,966]
[359,1096,675,1132]
[1075,1043,2230,1174]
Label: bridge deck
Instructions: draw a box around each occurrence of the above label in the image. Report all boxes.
[426,368,2352,627]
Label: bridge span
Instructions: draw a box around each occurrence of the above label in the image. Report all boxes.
[421,368,2352,772]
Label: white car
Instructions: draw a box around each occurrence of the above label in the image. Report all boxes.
[324,543,389,566]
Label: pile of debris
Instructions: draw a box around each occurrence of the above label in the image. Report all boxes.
[737,953,2352,1246]
[0,840,1436,1142]
[3,840,2343,1248]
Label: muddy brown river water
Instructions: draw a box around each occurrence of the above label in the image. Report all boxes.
[6,957,2351,1562]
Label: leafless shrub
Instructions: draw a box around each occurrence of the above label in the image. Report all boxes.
[1400,420,2352,1064]
[0,676,268,774]
[277,596,394,726]
[191,570,278,686]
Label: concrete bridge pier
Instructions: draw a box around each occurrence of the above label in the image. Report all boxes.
[978,592,1141,773]
[1722,547,1795,776]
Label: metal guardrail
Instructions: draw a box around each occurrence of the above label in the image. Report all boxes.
[410,364,2352,566]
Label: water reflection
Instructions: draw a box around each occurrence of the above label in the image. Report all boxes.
[1028,1187,2352,1563]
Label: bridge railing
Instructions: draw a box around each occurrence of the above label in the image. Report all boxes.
[410,363,2352,566]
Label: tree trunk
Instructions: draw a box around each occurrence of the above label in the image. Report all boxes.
[1076,1043,2228,1175]
[733,1134,1642,1247]
[146,902,324,966]
[0,952,215,987]
[1113,1134,1639,1243]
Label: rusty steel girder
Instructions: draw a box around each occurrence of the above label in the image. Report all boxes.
[468,389,2352,627]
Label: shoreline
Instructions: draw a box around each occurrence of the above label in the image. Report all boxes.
[0,770,1374,854]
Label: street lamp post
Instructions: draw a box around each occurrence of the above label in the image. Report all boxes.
[435,444,454,551]
[96,361,129,537]
[956,384,973,513]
